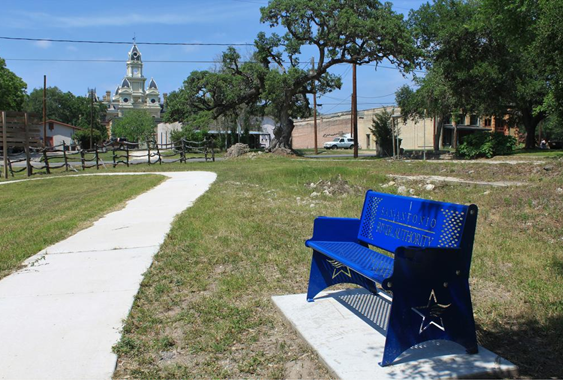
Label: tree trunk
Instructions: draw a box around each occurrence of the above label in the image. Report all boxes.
[521,108,545,149]
[268,106,294,151]
[434,116,444,152]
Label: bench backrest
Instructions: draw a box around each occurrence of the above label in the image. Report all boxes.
[358,190,478,268]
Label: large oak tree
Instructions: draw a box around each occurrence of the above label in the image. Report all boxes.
[169,0,419,150]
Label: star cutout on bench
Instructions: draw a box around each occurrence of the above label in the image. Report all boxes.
[411,289,451,334]
[327,259,352,279]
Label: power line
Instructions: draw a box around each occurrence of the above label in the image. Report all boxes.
[321,94,352,113]
[321,102,395,105]
[1,36,425,73]
[0,36,253,46]
[4,58,222,63]
[357,92,396,99]
[3,57,425,74]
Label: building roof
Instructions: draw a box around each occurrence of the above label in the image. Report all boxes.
[148,78,158,89]
[47,120,82,130]
[129,44,141,61]
[121,78,131,88]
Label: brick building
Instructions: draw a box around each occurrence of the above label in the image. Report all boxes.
[293,107,513,151]
[293,107,434,152]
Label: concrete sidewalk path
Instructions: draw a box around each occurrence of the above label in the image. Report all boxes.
[0,171,216,379]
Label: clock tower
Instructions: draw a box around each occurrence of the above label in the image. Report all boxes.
[104,43,161,120]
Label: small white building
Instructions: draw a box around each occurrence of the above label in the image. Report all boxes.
[156,121,182,145]
[157,117,276,148]
[43,120,82,149]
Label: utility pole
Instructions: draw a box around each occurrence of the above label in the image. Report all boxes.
[43,75,47,148]
[89,88,95,149]
[311,57,318,155]
[352,63,358,158]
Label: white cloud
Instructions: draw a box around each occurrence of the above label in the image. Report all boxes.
[34,39,52,49]
[14,7,252,28]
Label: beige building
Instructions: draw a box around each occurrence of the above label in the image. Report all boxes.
[292,107,434,152]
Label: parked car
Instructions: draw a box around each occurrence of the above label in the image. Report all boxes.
[549,141,562,149]
[323,137,355,149]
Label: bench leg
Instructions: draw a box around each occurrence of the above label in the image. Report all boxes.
[306,251,378,302]
[381,279,478,367]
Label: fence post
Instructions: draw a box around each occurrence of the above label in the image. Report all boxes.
[126,144,130,167]
[95,144,99,170]
[43,147,50,174]
[63,141,69,171]
[181,139,186,163]
[2,111,7,178]
[153,141,159,165]
[80,149,86,170]
[8,157,14,177]
[24,113,33,176]
[112,147,117,168]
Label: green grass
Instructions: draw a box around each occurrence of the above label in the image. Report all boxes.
[295,147,374,155]
[0,174,165,279]
[509,148,563,158]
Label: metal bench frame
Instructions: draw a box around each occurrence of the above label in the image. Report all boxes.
[305,190,479,366]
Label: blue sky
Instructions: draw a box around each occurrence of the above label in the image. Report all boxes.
[0,0,426,115]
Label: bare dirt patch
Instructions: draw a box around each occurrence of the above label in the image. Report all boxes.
[388,174,527,187]
[306,174,363,196]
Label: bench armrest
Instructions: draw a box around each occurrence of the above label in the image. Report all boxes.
[306,217,360,244]
[382,246,466,291]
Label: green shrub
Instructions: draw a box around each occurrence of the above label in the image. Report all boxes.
[457,132,517,159]
[111,110,155,142]
[170,126,208,143]
[73,129,103,150]
[369,108,396,156]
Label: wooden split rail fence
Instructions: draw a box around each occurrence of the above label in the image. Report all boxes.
[1,111,216,178]
[107,139,215,168]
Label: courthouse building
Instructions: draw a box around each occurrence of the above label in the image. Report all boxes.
[101,44,162,121]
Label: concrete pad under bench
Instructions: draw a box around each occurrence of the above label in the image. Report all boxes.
[272,289,518,380]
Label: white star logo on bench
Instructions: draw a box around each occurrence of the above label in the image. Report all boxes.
[411,289,451,334]
[327,259,352,279]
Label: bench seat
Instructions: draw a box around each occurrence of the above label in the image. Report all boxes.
[305,190,479,367]
[306,240,393,284]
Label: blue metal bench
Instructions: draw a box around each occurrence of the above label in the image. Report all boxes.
[305,190,479,366]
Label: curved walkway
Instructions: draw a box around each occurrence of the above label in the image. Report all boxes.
[0,171,217,379]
